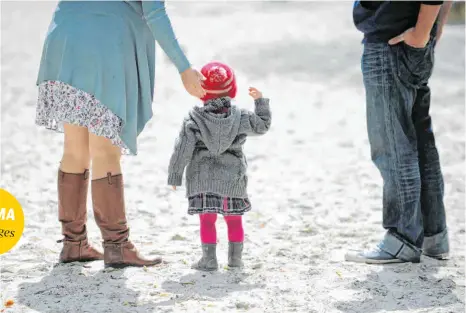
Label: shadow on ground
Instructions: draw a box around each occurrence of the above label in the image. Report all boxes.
[16,263,148,313]
[156,269,265,306]
[335,258,464,313]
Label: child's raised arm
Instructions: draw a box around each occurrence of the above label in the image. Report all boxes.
[167,118,198,187]
[239,87,272,136]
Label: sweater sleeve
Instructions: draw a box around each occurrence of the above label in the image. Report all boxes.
[142,1,191,73]
[238,98,272,136]
[167,118,197,186]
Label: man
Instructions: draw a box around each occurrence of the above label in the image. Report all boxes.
[346,1,453,264]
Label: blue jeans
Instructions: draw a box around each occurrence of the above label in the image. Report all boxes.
[362,40,447,253]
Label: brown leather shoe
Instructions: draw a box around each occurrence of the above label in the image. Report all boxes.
[58,169,103,263]
[92,173,162,268]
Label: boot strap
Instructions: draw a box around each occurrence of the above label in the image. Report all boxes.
[103,241,133,248]
[58,238,88,246]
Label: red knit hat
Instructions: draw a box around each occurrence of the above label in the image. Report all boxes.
[200,61,237,102]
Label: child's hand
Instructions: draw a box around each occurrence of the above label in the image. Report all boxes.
[172,186,177,191]
[249,87,263,100]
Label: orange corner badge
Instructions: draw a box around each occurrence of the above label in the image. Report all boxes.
[0,189,24,254]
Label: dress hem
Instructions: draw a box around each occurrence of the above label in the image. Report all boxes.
[36,80,136,156]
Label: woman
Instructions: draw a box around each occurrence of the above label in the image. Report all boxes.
[35,0,206,268]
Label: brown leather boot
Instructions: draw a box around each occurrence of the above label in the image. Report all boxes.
[58,169,103,263]
[92,173,162,268]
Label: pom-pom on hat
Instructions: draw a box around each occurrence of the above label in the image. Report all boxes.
[200,61,237,102]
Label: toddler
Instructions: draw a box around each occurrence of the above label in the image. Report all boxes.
[167,61,272,271]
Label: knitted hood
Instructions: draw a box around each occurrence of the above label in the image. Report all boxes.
[189,97,241,156]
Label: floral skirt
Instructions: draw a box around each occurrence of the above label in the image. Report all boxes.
[35,81,131,154]
[188,193,251,216]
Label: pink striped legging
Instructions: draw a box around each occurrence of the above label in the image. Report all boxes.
[200,213,244,243]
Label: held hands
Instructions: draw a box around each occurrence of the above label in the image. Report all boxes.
[388,27,430,49]
[249,87,263,100]
[181,68,206,99]
[172,186,176,191]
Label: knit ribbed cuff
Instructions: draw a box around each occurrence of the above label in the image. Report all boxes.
[168,173,183,186]
[254,97,269,105]
[254,98,270,114]
[254,98,270,106]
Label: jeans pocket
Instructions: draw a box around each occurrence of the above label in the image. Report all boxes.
[393,41,434,87]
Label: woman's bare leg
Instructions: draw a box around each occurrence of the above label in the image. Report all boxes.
[61,124,90,173]
[88,133,121,179]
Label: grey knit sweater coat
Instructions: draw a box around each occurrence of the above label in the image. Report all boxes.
[167,97,271,198]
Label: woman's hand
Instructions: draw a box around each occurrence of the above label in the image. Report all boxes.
[249,87,263,100]
[172,186,177,191]
[181,68,206,99]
